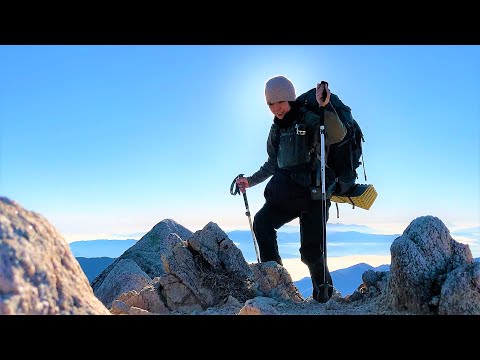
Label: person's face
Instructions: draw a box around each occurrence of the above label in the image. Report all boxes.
[268,101,291,120]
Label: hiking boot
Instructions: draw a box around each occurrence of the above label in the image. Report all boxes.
[308,261,334,303]
[312,282,334,303]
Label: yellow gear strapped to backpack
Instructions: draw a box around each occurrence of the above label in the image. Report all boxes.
[331,184,377,210]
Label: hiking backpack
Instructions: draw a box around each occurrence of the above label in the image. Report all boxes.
[295,88,366,196]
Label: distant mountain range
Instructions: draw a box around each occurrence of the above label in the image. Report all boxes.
[228,230,398,262]
[68,231,399,260]
[76,257,115,282]
[69,223,478,261]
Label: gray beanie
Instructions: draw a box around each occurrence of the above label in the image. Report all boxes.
[265,76,296,104]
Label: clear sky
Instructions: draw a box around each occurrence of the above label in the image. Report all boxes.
[1,45,479,244]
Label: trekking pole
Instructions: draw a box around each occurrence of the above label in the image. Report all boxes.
[318,109,333,301]
[230,174,261,263]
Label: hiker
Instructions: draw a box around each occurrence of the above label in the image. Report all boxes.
[236,75,346,303]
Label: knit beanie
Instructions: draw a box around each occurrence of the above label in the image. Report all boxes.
[265,76,296,104]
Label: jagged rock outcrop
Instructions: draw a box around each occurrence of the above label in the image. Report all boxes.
[381,216,474,314]
[111,222,306,314]
[91,219,192,302]
[113,222,261,313]
[0,197,109,315]
[188,224,253,281]
[161,232,218,309]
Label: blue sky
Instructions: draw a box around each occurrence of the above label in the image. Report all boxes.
[1,45,479,248]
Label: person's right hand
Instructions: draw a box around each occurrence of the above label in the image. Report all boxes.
[236,177,250,193]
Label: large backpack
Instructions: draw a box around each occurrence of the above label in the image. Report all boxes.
[295,88,365,196]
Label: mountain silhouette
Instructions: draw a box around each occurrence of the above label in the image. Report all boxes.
[294,263,390,297]
[69,231,398,262]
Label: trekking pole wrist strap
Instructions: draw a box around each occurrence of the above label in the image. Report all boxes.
[230,173,244,196]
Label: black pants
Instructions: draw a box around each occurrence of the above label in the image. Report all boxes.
[253,198,333,285]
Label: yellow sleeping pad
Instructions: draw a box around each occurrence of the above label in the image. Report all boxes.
[331,184,377,210]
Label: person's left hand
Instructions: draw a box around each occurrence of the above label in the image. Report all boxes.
[316,81,331,107]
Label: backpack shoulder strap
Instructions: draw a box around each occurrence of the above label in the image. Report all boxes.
[270,122,280,152]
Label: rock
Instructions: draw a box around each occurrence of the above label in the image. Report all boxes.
[93,258,151,308]
[239,297,279,315]
[382,216,473,314]
[251,261,303,303]
[438,262,480,315]
[0,197,109,314]
[92,219,192,295]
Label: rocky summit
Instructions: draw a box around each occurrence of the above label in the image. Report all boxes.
[1,197,479,315]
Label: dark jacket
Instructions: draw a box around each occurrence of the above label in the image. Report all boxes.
[247,102,346,189]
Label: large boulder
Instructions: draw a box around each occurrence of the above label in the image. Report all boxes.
[0,197,109,315]
[383,216,473,314]
[93,258,151,308]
